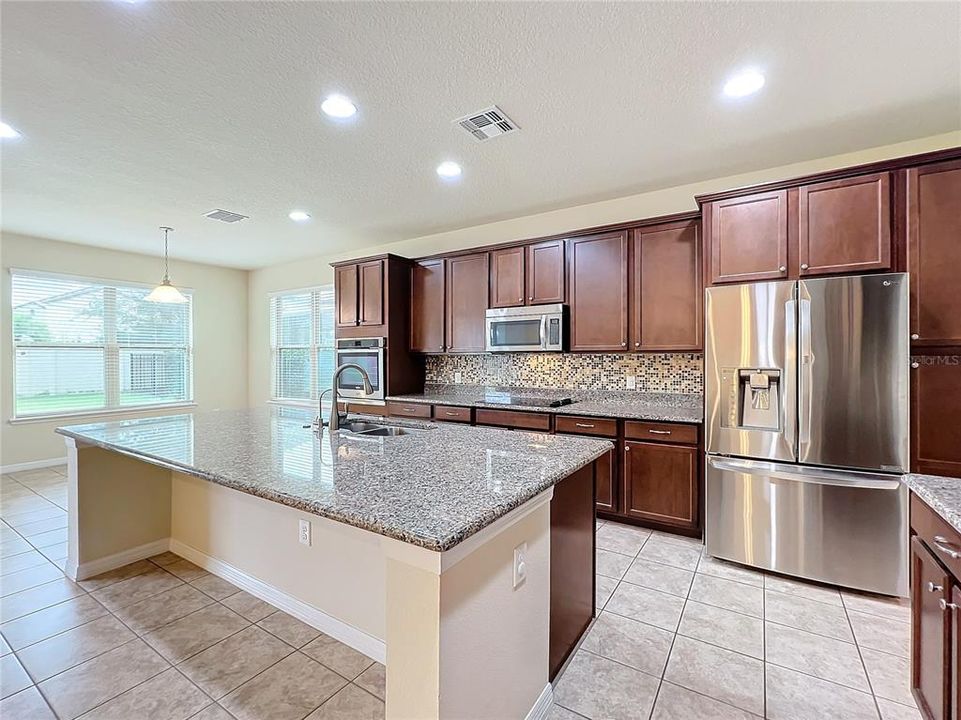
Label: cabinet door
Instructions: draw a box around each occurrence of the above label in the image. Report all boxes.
[954,584,961,720]
[798,172,892,276]
[335,264,359,327]
[912,354,961,478]
[446,253,490,352]
[708,190,788,284]
[358,260,384,326]
[489,246,526,308]
[911,536,951,720]
[907,160,961,346]
[623,441,697,529]
[410,258,446,353]
[631,220,701,351]
[567,231,629,352]
[527,239,565,305]
[594,446,617,514]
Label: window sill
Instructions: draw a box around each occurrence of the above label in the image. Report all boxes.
[9,402,198,425]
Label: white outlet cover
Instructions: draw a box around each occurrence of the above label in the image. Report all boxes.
[299,519,311,546]
[454,372,463,384]
[625,375,637,390]
[513,542,528,589]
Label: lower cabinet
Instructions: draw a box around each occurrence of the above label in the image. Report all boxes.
[622,441,698,529]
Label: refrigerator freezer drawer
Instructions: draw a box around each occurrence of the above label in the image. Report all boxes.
[705,456,909,597]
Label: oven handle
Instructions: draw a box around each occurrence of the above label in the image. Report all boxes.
[708,457,903,490]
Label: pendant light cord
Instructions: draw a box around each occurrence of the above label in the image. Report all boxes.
[161,226,173,282]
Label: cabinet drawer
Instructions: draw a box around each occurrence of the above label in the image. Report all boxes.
[555,415,617,438]
[475,408,551,432]
[433,405,472,423]
[386,401,432,419]
[625,421,698,445]
[912,493,961,579]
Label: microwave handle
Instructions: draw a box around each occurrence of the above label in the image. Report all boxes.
[540,315,548,349]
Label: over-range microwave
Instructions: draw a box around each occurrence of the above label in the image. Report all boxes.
[335,337,385,402]
[485,304,566,352]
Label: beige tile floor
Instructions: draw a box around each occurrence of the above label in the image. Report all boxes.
[0,467,385,720]
[0,467,919,720]
[551,518,919,720]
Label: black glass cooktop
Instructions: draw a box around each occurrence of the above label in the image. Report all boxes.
[483,395,573,408]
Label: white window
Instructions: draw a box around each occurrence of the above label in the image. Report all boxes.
[11,270,193,419]
[269,286,336,407]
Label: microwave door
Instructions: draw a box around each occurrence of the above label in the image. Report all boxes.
[488,317,543,351]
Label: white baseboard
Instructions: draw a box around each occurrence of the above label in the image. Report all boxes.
[169,539,386,665]
[71,538,171,581]
[1,457,68,474]
[525,683,554,720]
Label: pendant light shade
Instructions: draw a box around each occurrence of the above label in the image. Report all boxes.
[146,226,187,303]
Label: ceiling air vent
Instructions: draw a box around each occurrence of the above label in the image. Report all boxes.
[454,105,519,142]
[204,209,249,223]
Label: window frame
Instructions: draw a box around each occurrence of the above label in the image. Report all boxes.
[268,284,335,409]
[9,268,195,422]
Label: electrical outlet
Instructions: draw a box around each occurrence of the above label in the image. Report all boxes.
[625,375,637,390]
[454,371,463,384]
[512,542,528,589]
[298,519,311,546]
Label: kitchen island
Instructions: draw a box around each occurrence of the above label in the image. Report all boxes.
[56,407,610,720]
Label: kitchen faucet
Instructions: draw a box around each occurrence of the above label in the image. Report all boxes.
[328,363,374,432]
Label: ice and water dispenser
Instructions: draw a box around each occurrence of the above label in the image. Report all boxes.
[719,368,782,431]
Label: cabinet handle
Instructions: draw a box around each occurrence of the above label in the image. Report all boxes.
[929,581,945,593]
[911,334,919,340]
[911,362,920,369]
[529,296,533,301]
[800,263,809,270]
[575,423,595,428]
[940,599,960,612]
[439,345,444,350]
[518,298,523,303]
[648,429,671,435]
[625,446,630,452]
[779,266,787,273]
[621,342,627,347]
[444,411,460,417]
[635,342,640,348]
[933,535,961,560]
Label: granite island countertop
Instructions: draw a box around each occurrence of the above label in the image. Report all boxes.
[56,407,611,552]
[386,385,703,423]
[905,473,961,535]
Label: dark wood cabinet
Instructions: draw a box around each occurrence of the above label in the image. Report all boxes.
[798,172,892,276]
[593,445,617,513]
[474,408,551,432]
[912,354,961,478]
[907,159,961,346]
[358,260,384,326]
[631,219,701,351]
[623,440,697,530]
[527,239,565,305]
[707,190,788,284]
[335,264,359,327]
[410,258,446,353]
[567,231,629,352]
[446,253,489,353]
[912,535,952,720]
[490,246,526,308]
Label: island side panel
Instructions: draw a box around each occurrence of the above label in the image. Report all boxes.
[66,439,172,580]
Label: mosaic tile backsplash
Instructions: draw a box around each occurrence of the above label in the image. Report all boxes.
[424,353,703,395]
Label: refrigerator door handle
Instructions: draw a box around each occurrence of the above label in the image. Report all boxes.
[708,456,902,490]
[797,297,813,447]
[784,296,798,458]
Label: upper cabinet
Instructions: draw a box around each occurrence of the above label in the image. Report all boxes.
[334,259,384,329]
[631,219,701,351]
[707,190,788,284]
[489,239,565,308]
[567,231,629,352]
[410,258,446,353]
[907,159,961,346]
[798,172,891,276]
[446,253,490,352]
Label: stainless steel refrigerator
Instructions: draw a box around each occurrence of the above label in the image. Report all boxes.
[704,273,910,596]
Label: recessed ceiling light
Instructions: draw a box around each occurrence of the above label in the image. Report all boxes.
[0,121,22,140]
[723,69,765,98]
[436,161,462,179]
[321,95,357,119]
[288,210,311,222]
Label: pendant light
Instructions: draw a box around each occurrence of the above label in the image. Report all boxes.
[146,226,187,303]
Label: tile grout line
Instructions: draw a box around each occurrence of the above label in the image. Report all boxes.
[840,593,884,720]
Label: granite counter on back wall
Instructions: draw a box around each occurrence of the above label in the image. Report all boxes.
[906,473,961,535]
[387,385,703,423]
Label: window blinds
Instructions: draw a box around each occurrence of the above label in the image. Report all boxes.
[11,271,193,418]
[269,285,335,404]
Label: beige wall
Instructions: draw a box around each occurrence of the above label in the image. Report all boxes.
[247,131,961,406]
[1,232,249,466]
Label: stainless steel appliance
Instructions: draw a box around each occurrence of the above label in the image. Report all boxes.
[334,338,385,403]
[485,304,565,352]
[704,273,910,596]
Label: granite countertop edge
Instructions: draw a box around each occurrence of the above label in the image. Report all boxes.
[905,473,961,535]
[56,426,612,553]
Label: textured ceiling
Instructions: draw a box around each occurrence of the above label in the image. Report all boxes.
[2,1,959,269]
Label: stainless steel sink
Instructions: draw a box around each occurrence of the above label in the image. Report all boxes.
[340,421,424,438]
[340,421,385,434]
[358,426,414,437]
